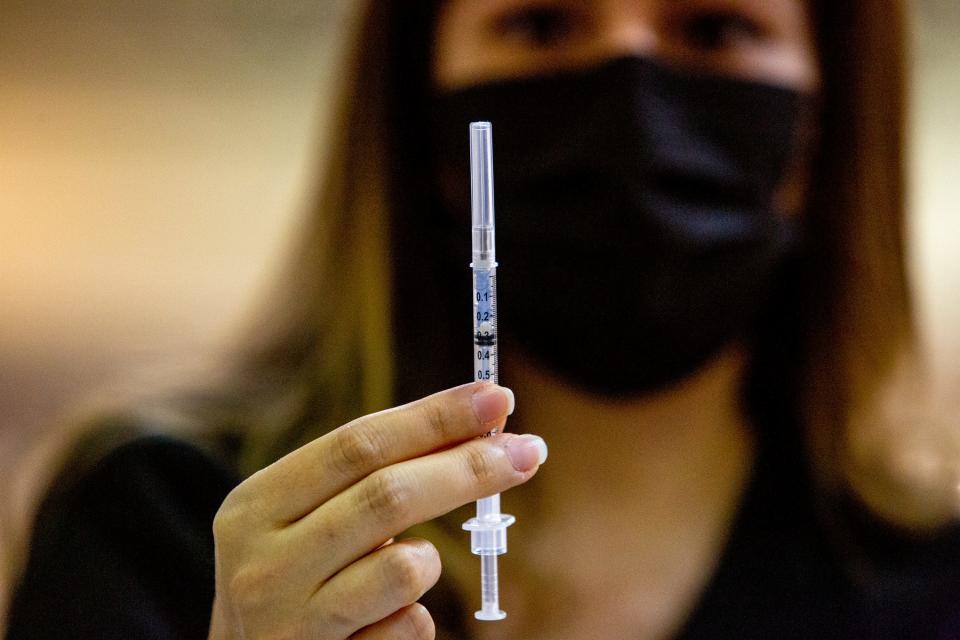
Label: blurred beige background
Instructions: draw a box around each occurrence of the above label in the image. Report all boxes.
[909,0,960,386]
[0,0,353,618]
[1,0,352,466]
[0,0,958,618]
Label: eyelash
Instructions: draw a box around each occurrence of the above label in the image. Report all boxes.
[678,11,766,52]
[492,4,581,48]
[488,4,768,53]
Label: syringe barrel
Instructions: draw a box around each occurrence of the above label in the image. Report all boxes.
[463,507,514,555]
[477,494,501,520]
[470,527,509,555]
[470,122,496,267]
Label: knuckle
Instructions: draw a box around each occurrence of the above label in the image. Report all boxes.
[211,506,232,541]
[383,546,432,601]
[332,420,387,474]
[462,444,501,487]
[212,490,246,541]
[315,600,359,637]
[403,603,436,640]
[385,550,424,598]
[228,562,280,613]
[363,470,411,525]
[419,398,453,441]
[417,541,442,584]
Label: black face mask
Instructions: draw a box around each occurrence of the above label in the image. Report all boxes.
[429,56,807,396]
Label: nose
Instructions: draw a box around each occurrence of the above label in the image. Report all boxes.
[592,7,660,61]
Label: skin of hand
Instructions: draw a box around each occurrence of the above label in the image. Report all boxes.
[206,383,546,640]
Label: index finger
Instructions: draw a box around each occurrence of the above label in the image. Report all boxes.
[236,382,515,525]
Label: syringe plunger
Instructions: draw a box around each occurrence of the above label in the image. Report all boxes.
[463,498,515,621]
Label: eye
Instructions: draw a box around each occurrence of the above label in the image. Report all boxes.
[680,11,766,51]
[491,4,582,48]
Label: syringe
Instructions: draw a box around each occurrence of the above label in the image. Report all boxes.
[462,121,515,621]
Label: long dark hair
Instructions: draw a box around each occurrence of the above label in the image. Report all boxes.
[225,0,941,524]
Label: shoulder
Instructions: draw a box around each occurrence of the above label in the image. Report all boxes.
[837,495,960,638]
[681,426,960,640]
[31,420,240,557]
[7,420,241,640]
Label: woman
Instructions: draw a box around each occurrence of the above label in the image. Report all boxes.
[8,0,960,638]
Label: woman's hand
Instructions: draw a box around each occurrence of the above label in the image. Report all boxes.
[208,382,546,639]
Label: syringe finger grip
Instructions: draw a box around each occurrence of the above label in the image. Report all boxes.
[462,513,515,555]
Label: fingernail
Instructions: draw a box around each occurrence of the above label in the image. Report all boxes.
[503,387,515,416]
[472,385,515,424]
[505,435,548,472]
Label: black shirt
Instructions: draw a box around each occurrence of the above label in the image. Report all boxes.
[7,428,236,640]
[8,424,960,639]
